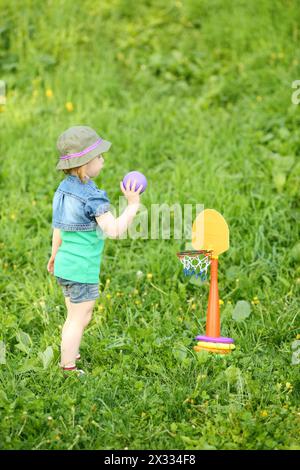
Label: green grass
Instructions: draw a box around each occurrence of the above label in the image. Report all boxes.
[0,0,300,450]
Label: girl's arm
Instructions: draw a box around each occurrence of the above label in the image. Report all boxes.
[96,203,140,238]
[51,228,62,257]
[47,228,62,274]
[96,179,142,238]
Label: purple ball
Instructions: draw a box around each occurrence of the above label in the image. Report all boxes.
[122,171,147,194]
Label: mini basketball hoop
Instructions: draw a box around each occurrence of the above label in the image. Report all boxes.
[176,209,235,355]
[176,250,212,281]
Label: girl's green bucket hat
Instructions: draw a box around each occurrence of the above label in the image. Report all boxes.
[56,126,112,170]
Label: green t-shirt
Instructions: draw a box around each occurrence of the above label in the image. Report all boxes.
[54,230,105,283]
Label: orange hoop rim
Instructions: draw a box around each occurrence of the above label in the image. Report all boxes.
[176,250,213,259]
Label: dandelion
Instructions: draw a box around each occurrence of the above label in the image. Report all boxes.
[65,101,74,112]
[147,273,153,280]
[98,304,104,311]
[219,299,224,305]
[296,334,300,340]
[45,89,53,98]
[135,300,141,305]
[191,303,196,310]
[106,294,111,300]
[285,382,293,391]
[260,410,268,417]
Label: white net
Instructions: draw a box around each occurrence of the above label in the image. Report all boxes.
[178,251,212,280]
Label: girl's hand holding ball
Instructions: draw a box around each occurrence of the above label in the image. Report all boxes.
[120,171,147,205]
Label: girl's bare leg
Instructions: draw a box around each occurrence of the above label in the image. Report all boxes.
[61,297,96,368]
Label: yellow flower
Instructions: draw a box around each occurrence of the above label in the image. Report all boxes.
[191,303,196,310]
[285,382,293,391]
[45,89,53,98]
[65,101,74,112]
[260,410,268,417]
[10,213,16,220]
[219,299,224,305]
[98,304,104,311]
[147,273,153,280]
[133,289,139,295]
[135,300,141,305]
[106,294,111,300]
[296,334,300,340]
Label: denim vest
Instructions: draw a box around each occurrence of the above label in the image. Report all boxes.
[52,175,110,231]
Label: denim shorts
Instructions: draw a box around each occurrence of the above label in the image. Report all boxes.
[55,276,99,303]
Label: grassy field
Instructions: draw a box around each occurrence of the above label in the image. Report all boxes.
[0,0,299,450]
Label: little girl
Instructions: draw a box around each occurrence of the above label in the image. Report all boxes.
[47,126,143,376]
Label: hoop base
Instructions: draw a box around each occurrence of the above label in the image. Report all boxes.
[195,335,234,344]
[193,336,235,355]
[194,345,232,354]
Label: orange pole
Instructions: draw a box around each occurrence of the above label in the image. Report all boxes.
[205,256,220,338]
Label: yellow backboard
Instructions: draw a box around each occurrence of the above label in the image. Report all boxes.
[192,209,229,256]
